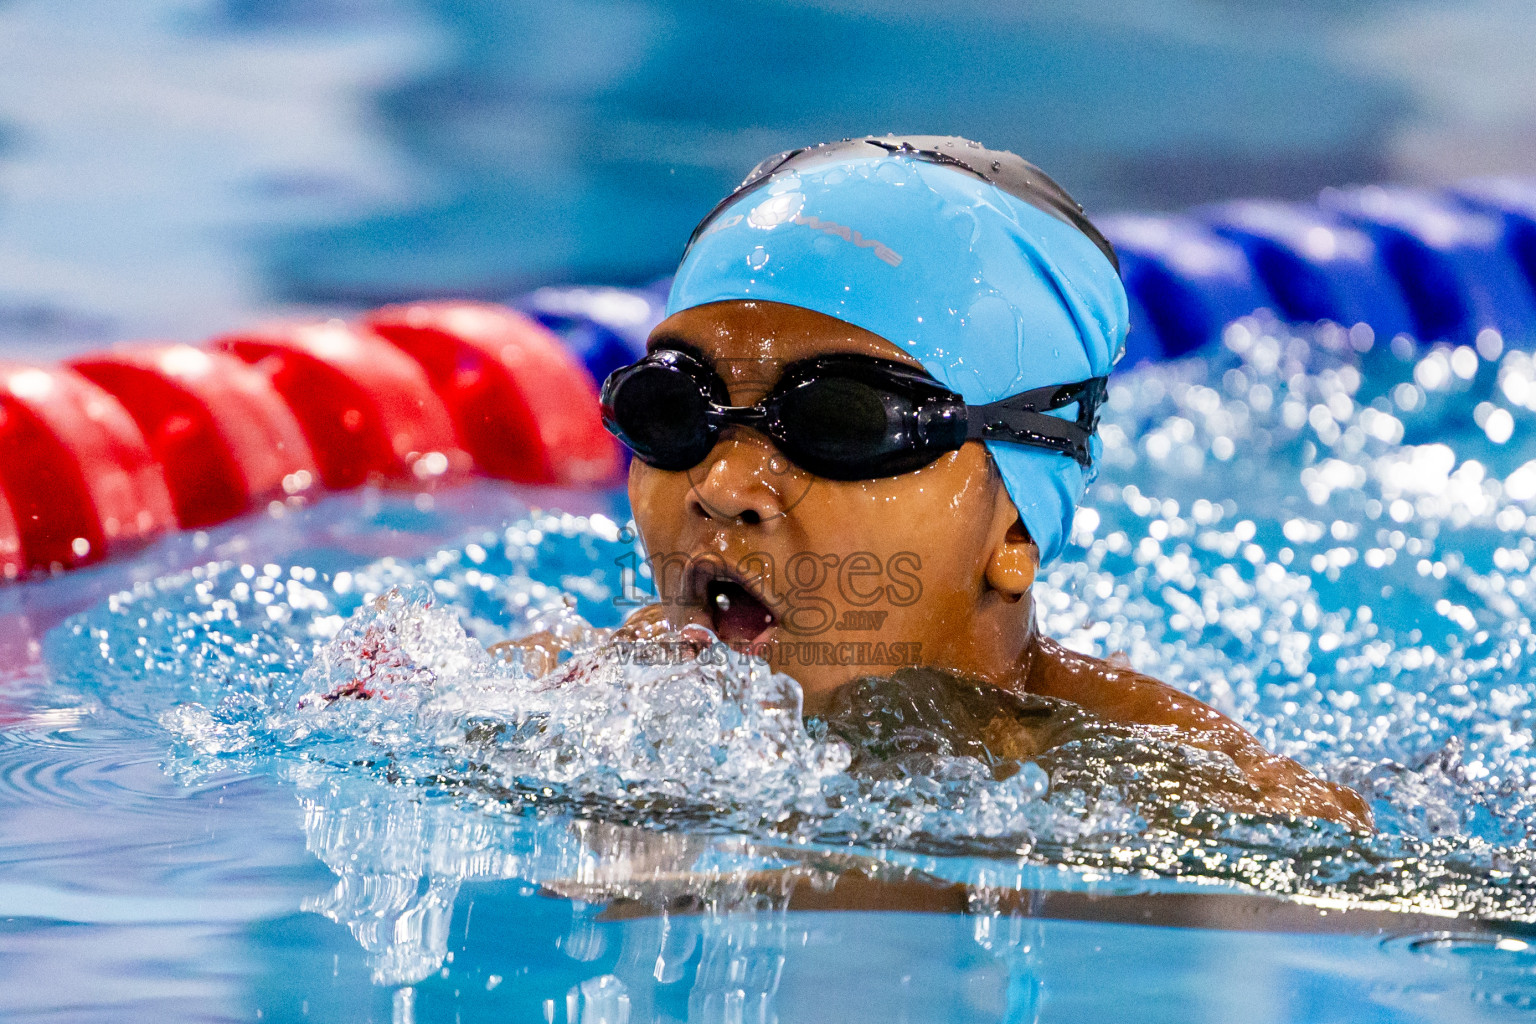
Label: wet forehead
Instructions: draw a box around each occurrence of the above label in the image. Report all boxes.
[648,300,921,397]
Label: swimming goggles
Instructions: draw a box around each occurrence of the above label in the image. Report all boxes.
[600,346,1108,480]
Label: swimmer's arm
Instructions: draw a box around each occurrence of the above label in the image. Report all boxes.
[1027,638,1372,831]
[486,631,566,675]
[610,602,674,640]
[486,603,681,670]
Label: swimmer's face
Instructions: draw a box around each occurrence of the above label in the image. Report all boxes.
[628,300,1040,713]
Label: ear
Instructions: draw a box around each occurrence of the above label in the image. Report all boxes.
[985,517,1039,599]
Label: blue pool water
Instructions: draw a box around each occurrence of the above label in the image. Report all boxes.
[4,0,1535,347]
[6,317,1536,1021]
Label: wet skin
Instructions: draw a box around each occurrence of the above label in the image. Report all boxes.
[615,299,1372,831]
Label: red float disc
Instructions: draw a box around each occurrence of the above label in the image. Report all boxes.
[211,321,468,490]
[363,302,620,485]
[0,364,176,570]
[0,486,21,581]
[70,345,320,528]
[0,610,37,697]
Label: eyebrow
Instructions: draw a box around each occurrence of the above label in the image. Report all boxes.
[641,339,947,401]
[646,335,927,378]
[644,334,711,364]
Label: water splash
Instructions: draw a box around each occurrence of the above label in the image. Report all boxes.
[41,315,1536,983]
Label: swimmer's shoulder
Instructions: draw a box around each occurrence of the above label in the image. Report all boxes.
[1021,636,1228,735]
[1022,636,1281,758]
[1021,636,1373,831]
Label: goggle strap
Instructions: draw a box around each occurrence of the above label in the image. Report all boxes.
[965,375,1109,466]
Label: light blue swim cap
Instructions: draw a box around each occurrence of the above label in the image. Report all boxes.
[666,137,1129,564]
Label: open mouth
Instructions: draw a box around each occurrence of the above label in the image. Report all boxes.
[705,577,777,647]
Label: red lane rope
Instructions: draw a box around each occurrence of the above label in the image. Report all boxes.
[363,302,620,486]
[70,345,320,528]
[0,303,617,580]
[0,486,21,582]
[0,364,177,574]
[211,320,470,491]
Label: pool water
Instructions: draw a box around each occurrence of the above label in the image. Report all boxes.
[5,316,1536,1022]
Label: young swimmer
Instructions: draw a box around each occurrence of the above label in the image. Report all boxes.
[509,136,1370,830]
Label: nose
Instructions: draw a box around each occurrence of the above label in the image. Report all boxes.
[685,433,790,525]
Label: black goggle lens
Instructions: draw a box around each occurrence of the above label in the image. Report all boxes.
[773,373,960,479]
[602,359,717,471]
[776,376,894,469]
